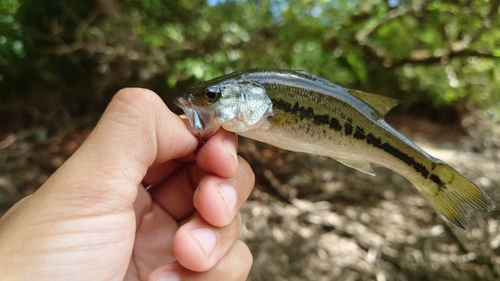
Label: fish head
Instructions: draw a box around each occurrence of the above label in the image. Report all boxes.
[175,80,273,139]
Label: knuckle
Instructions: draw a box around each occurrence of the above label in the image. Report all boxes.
[213,241,252,280]
[236,157,255,187]
[230,212,242,231]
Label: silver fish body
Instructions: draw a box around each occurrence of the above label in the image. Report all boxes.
[175,69,495,230]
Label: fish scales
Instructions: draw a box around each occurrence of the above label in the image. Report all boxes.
[240,71,434,182]
[175,69,495,230]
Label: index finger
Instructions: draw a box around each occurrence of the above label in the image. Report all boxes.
[196,129,239,178]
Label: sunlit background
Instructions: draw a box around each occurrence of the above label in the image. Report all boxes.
[1,0,500,280]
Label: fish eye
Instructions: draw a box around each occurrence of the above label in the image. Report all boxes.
[202,86,222,104]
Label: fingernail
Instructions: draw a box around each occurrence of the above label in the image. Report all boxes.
[223,137,238,165]
[218,184,237,220]
[157,271,180,281]
[190,228,218,257]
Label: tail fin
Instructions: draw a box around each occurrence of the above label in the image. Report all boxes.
[415,163,495,230]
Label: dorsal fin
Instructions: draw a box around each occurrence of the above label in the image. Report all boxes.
[348,89,403,119]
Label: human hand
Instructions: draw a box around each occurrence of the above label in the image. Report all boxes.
[0,88,254,280]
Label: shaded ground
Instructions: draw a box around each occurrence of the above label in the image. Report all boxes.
[1,110,499,280]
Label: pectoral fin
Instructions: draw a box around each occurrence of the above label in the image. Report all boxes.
[335,158,376,176]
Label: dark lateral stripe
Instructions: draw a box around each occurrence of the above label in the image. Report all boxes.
[273,99,292,113]
[366,133,382,147]
[271,98,442,185]
[329,117,342,131]
[365,133,431,179]
[430,174,446,189]
[344,123,353,136]
[271,98,344,132]
[299,106,314,119]
[353,126,365,140]
[313,114,329,125]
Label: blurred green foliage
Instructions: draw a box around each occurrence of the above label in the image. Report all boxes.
[1,0,499,118]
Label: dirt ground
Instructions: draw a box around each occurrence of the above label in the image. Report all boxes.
[1,111,499,280]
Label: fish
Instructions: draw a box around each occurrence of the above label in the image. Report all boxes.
[174,68,495,230]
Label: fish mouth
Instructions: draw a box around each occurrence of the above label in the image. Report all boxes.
[175,96,220,140]
[174,97,205,134]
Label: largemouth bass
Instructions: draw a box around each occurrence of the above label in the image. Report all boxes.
[175,69,495,230]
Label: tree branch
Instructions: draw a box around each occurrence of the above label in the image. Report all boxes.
[355,5,413,44]
[390,49,499,67]
[358,0,500,68]
[452,0,500,52]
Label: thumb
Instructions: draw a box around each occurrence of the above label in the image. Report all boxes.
[40,88,199,210]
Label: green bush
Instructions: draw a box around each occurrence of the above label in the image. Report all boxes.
[1,0,499,118]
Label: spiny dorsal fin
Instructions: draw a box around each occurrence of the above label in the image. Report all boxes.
[348,89,403,119]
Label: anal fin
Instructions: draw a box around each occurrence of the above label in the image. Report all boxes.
[335,159,376,176]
